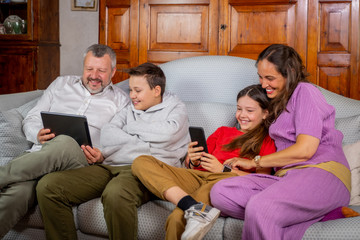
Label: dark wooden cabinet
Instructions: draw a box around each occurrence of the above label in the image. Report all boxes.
[99,0,359,100]
[0,0,60,94]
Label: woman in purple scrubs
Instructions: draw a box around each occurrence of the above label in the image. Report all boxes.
[210,44,350,240]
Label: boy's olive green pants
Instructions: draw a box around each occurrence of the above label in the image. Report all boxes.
[37,163,154,240]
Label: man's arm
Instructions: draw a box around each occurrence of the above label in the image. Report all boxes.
[22,78,59,144]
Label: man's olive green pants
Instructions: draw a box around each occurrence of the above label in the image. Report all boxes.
[0,135,89,238]
[36,163,154,240]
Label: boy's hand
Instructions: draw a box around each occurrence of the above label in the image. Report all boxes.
[37,128,55,144]
[81,145,104,164]
[199,153,223,173]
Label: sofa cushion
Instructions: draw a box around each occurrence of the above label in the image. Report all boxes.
[0,99,38,166]
[185,101,237,138]
[343,141,360,205]
[335,114,360,145]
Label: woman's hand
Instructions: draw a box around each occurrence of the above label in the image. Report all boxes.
[81,145,104,165]
[187,141,204,168]
[224,157,255,172]
[200,153,223,173]
[37,128,55,144]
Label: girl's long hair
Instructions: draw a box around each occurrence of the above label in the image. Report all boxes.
[223,84,270,159]
[256,44,309,128]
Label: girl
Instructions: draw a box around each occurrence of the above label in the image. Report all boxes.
[132,84,276,240]
[210,44,352,240]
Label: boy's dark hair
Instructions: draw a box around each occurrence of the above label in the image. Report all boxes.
[124,62,166,96]
[223,84,270,159]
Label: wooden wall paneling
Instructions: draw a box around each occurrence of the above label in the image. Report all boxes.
[0,48,35,94]
[139,0,218,64]
[37,45,60,89]
[351,0,360,99]
[99,0,139,83]
[307,0,319,85]
[311,0,359,99]
[221,0,306,61]
[0,0,59,93]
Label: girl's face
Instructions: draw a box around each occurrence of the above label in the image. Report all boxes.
[236,95,268,133]
[257,59,287,99]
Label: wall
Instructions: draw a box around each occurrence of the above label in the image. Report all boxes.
[59,1,99,76]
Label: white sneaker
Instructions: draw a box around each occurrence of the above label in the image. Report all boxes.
[181,202,221,240]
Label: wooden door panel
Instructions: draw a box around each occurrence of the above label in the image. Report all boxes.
[108,8,130,50]
[223,1,300,60]
[0,49,35,94]
[149,6,208,51]
[320,3,350,52]
[311,0,359,99]
[319,67,350,97]
[139,0,218,64]
[99,0,139,83]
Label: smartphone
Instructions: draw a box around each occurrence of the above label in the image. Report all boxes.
[189,126,208,153]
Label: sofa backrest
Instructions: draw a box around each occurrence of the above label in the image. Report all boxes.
[117,56,259,137]
[116,55,360,140]
[160,55,258,104]
[118,55,258,105]
[0,90,43,112]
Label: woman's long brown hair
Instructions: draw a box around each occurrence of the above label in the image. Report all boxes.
[223,84,270,159]
[256,44,309,128]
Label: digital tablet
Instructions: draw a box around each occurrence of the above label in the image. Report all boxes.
[40,111,92,147]
[189,126,208,153]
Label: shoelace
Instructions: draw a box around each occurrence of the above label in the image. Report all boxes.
[185,208,212,223]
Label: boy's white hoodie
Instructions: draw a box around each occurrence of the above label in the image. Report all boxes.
[101,92,190,167]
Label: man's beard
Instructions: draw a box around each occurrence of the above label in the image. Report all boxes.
[84,77,104,94]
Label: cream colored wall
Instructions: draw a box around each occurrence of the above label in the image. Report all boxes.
[59,1,99,76]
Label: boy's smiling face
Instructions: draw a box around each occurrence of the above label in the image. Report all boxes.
[129,75,162,111]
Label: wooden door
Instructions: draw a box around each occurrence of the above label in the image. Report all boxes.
[307,0,359,99]
[138,0,219,64]
[0,47,35,94]
[99,0,139,83]
[219,0,308,61]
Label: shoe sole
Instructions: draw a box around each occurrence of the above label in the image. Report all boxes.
[183,209,221,240]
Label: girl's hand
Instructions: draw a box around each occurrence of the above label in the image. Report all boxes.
[224,157,255,172]
[187,141,204,168]
[200,153,223,173]
[81,145,104,164]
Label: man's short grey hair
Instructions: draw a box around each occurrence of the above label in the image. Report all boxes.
[84,44,117,69]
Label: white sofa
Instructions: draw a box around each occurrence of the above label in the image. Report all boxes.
[1,56,360,239]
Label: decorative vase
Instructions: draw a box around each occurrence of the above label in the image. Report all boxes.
[4,20,13,34]
[3,15,23,34]
[20,19,27,33]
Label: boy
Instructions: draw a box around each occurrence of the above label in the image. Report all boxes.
[36,62,190,240]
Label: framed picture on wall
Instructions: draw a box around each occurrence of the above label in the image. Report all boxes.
[71,0,98,11]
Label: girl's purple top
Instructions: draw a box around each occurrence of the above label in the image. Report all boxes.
[269,82,349,172]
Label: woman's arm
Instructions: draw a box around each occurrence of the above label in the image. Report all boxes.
[259,134,320,168]
[226,134,320,171]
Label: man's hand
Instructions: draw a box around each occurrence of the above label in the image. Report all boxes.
[81,145,104,164]
[37,128,56,144]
